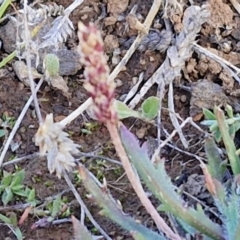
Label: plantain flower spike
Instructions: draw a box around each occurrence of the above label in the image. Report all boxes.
[77,21,118,124]
[35,113,80,178]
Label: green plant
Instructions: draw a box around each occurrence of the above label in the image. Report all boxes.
[0,212,23,240]
[0,169,37,206]
[0,113,16,138]
[116,96,159,121]
[202,105,240,175]
[0,0,11,20]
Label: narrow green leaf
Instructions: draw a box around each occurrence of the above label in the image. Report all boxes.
[115,100,140,119]
[2,187,13,205]
[0,0,12,20]
[141,96,159,120]
[8,212,18,226]
[1,172,12,186]
[204,137,226,181]
[27,188,36,202]
[225,104,234,118]
[51,196,62,218]
[11,184,25,192]
[0,129,5,138]
[13,227,23,240]
[0,213,11,224]
[11,170,25,187]
[14,189,28,197]
[213,130,222,143]
[215,107,240,175]
[203,108,216,120]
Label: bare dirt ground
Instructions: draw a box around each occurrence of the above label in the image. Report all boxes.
[1,0,240,239]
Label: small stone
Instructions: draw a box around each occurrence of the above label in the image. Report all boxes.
[132,77,138,85]
[115,79,123,87]
[180,95,187,102]
[136,127,147,139]
[19,127,26,133]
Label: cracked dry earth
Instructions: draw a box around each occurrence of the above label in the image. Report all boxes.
[1,0,240,239]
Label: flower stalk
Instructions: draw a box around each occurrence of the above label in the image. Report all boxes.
[77,21,181,239]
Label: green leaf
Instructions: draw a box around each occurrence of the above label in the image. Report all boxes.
[225,104,234,118]
[203,108,216,120]
[11,170,25,187]
[44,54,60,78]
[0,129,5,138]
[8,212,18,226]
[213,130,222,143]
[115,100,140,119]
[141,96,159,120]
[13,227,23,240]
[11,184,25,192]
[2,187,13,205]
[51,196,62,218]
[204,137,226,181]
[0,0,12,20]
[0,213,11,224]
[14,189,28,197]
[1,171,12,186]
[27,188,36,202]
[215,107,240,175]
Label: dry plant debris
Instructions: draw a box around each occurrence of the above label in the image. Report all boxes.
[208,0,233,28]
[35,113,80,179]
[2,0,240,238]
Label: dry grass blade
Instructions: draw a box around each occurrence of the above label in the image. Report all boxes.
[63,172,112,240]
[168,82,188,147]
[40,0,84,48]
[229,0,240,15]
[71,216,94,240]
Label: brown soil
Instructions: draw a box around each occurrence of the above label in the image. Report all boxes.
[0,0,238,239]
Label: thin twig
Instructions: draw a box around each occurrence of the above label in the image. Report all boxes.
[106,122,181,240]
[168,82,188,148]
[158,117,201,149]
[60,98,93,127]
[2,153,39,167]
[59,0,163,127]
[0,78,43,167]
[23,0,43,123]
[63,171,112,240]
[193,43,240,82]
[229,0,240,15]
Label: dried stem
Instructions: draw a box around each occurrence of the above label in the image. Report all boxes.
[0,78,43,167]
[23,0,42,123]
[60,98,93,127]
[63,171,111,240]
[2,153,39,167]
[229,0,240,15]
[106,122,181,240]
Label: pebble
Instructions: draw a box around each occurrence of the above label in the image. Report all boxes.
[115,79,123,87]
[19,126,26,133]
[180,95,187,102]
